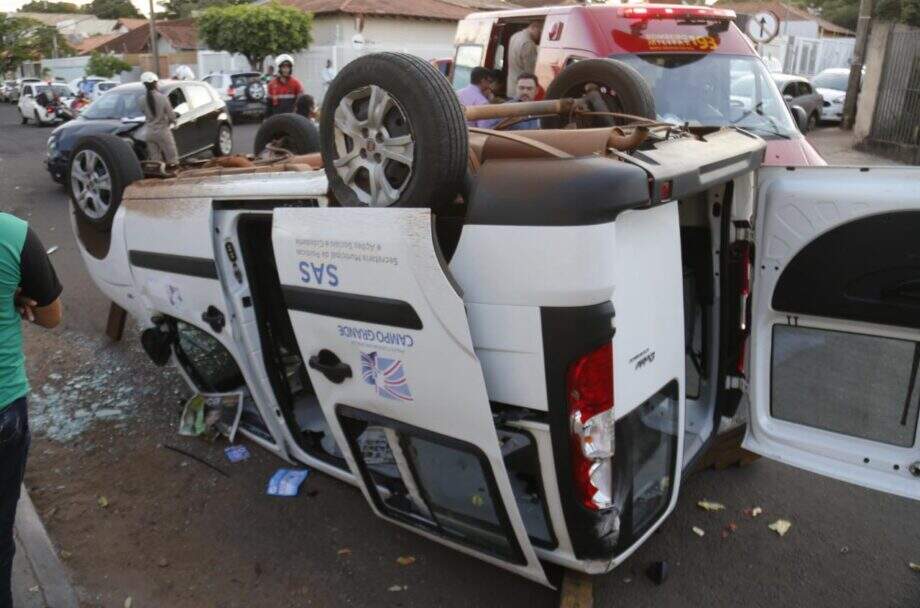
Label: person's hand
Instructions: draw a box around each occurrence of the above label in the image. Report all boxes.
[14,289,37,323]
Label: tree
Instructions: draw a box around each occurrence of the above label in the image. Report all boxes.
[791,0,920,29]
[83,0,141,19]
[18,1,82,13]
[199,2,313,71]
[160,0,252,20]
[86,52,132,78]
[0,14,72,74]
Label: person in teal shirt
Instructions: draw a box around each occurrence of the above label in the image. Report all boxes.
[0,213,61,608]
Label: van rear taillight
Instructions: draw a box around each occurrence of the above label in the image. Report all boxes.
[567,342,615,510]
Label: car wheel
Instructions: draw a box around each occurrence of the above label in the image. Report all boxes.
[33,110,44,127]
[541,58,656,129]
[214,124,233,156]
[320,52,467,210]
[68,134,143,231]
[254,113,320,155]
[807,112,818,132]
[21,113,27,125]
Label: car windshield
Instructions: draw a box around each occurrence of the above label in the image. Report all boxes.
[82,89,144,120]
[615,53,799,139]
[813,71,849,91]
[35,85,72,98]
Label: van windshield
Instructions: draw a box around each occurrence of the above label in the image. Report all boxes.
[616,53,799,139]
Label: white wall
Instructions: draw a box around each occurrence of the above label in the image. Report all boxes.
[289,15,456,101]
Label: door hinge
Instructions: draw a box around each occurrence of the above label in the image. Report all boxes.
[201,305,225,333]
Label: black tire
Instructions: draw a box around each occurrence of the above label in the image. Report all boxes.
[67,134,143,231]
[34,110,42,127]
[213,123,233,157]
[20,113,27,125]
[320,52,467,210]
[541,58,656,129]
[254,113,320,155]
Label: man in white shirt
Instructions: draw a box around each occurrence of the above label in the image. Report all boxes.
[506,21,542,93]
[321,60,337,95]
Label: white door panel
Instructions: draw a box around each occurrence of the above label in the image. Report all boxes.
[746,166,920,500]
[271,207,550,585]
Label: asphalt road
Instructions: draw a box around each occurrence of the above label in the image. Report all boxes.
[0,105,917,607]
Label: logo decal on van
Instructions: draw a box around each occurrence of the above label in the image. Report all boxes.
[361,351,413,402]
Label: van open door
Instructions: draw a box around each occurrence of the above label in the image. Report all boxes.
[271,208,550,585]
[745,166,920,500]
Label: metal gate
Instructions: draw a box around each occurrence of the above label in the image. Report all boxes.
[870,30,920,147]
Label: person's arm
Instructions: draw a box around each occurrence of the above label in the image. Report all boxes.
[162,93,178,124]
[17,227,62,329]
[523,39,539,73]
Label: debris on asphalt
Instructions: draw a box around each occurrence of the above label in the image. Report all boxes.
[59,550,72,560]
[742,506,763,518]
[179,393,244,441]
[224,445,250,463]
[721,522,738,539]
[396,556,416,566]
[157,557,169,568]
[692,526,705,537]
[768,519,792,537]
[124,597,133,608]
[645,560,669,585]
[697,500,725,512]
[840,546,850,554]
[266,468,310,497]
[97,496,109,509]
[337,548,351,557]
[909,562,920,572]
[388,585,408,592]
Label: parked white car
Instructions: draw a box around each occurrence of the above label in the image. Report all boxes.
[18,82,74,125]
[70,76,119,100]
[66,53,920,586]
[813,67,850,123]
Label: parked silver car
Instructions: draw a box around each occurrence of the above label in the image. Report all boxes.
[772,73,823,132]
[813,68,850,123]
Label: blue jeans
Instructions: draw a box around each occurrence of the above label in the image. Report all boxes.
[0,398,29,608]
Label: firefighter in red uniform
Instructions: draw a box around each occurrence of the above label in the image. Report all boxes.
[266,54,303,116]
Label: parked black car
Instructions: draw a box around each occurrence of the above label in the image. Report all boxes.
[202,71,266,121]
[46,80,233,183]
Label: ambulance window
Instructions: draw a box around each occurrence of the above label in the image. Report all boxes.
[173,320,245,392]
[453,44,484,90]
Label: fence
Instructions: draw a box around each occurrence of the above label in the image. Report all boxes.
[867,29,920,162]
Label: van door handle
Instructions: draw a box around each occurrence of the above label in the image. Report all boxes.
[309,350,352,384]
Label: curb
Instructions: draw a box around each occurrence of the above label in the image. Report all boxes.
[14,485,80,608]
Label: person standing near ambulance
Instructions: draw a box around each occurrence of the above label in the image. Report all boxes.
[0,214,62,607]
[267,54,303,116]
[141,71,179,169]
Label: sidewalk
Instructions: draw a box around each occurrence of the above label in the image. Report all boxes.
[806,126,905,166]
[11,487,79,608]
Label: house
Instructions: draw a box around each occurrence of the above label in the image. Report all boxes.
[93,19,198,55]
[260,0,510,98]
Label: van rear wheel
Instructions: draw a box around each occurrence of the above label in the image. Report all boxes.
[68,134,143,231]
[254,113,320,155]
[542,58,656,129]
[319,52,467,211]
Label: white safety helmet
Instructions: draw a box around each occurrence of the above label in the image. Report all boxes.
[275,54,294,68]
[173,64,195,81]
[140,71,159,84]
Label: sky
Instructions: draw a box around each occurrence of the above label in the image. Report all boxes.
[1,0,161,16]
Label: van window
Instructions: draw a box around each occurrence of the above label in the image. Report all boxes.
[453,44,483,90]
[186,84,213,108]
[174,321,245,392]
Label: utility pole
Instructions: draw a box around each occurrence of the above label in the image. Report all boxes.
[148,0,161,77]
[841,0,872,129]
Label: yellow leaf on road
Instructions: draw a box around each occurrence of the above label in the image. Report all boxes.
[97,496,109,509]
[909,562,920,572]
[769,519,792,537]
[396,556,416,566]
[697,500,725,512]
[692,526,705,537]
